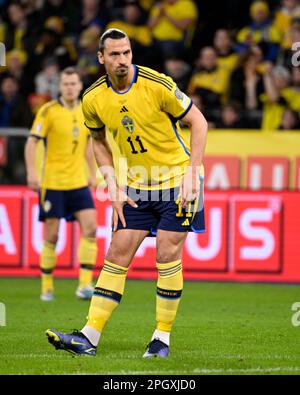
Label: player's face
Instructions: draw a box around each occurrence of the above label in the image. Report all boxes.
[59,73,83,101]
[98,38,132,78]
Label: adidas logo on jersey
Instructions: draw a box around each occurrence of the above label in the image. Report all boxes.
[120,106,129,113]
[181,219,190,226]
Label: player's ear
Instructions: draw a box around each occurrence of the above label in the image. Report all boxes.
[98,51,104,65]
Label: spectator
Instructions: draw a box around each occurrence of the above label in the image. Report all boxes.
[189,92,215,128]
[0,75,33,183]
[261,63,300,129]
[148,0,198,61]
[79,0,108,32]
[1,49,35,96]
[213,29,239,74]
[280,19,300,68]
[163,55,191,91]
[34,17,77,72]
[106,0,153,65]
[229,46,264,112]
[40,0,66,20]
[139,0,154,12]
[214,102,247,129]
[236,1,281,62]
[274,0,300,37]
[292,66,300,90]
[279,108,300,130]
[34,58,60,99]
[39,0,79,34]
[188,47,231,114]
[2,1,38,55]
[0,75,33,127]
[77,25,102,88]
[189,92,204,112]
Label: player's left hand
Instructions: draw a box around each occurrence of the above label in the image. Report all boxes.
[178,166,200,208]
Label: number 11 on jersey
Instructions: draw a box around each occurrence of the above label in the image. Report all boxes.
[127,135,147,154]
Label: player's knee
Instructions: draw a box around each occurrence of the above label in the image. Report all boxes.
[105,245,130,267]
[105,250,127,266]
[156,248,180,263]
[82,223,97,238]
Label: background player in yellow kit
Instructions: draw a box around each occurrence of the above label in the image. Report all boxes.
[24,67,98,302]
[45,29,207,357]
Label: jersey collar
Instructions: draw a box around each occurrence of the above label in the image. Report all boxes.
[106,64,138,94]
[58,96,80,110]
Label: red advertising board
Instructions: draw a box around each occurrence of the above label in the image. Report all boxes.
[246,157,290,190]
[230,195,282,272]
[0,187,300,283]
[204,156,240,190]
[182,195,228,271]
[0,191,22,266]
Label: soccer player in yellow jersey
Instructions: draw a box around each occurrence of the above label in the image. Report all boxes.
[24,67,98,302]
[45,29,207,358]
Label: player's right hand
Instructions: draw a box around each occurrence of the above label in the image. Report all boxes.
[111,188,138,231]
[27,172,40,192]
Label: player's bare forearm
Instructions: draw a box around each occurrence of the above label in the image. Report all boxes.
[92,137,137,231]
[179,104,207,205]
[24,137,39,175]
[85,138,97,184]
[182,104,208,171]
[92,138,117,190]
[263,64,279,102]
[24,137,40,191]
[148,15,160,29]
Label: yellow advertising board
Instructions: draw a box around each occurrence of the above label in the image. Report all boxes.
[205,130,300,187]
[36,129,300,189]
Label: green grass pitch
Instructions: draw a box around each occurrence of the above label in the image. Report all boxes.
[1,278,300,375]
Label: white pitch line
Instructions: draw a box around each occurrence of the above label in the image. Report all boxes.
[3,353,300,360]
[102,367,300,375]
[2,354,300,363]
[2,356,300,375]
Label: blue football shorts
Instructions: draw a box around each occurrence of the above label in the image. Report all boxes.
[39,186,95,222]
[116,180,205,235]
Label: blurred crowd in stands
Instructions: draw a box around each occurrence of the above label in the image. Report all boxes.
[0,0,300,183]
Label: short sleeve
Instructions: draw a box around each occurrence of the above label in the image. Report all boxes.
[29,104,50,139]
[82,95,104,131]
[160,81,193,121]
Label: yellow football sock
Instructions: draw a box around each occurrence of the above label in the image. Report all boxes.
[40,241,56,294]
[156,260,183,332]
[78,237,97,288]
[86,260,128,332]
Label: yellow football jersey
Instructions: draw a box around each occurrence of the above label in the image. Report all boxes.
[82,65,204,190]
[30,99,90,190]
